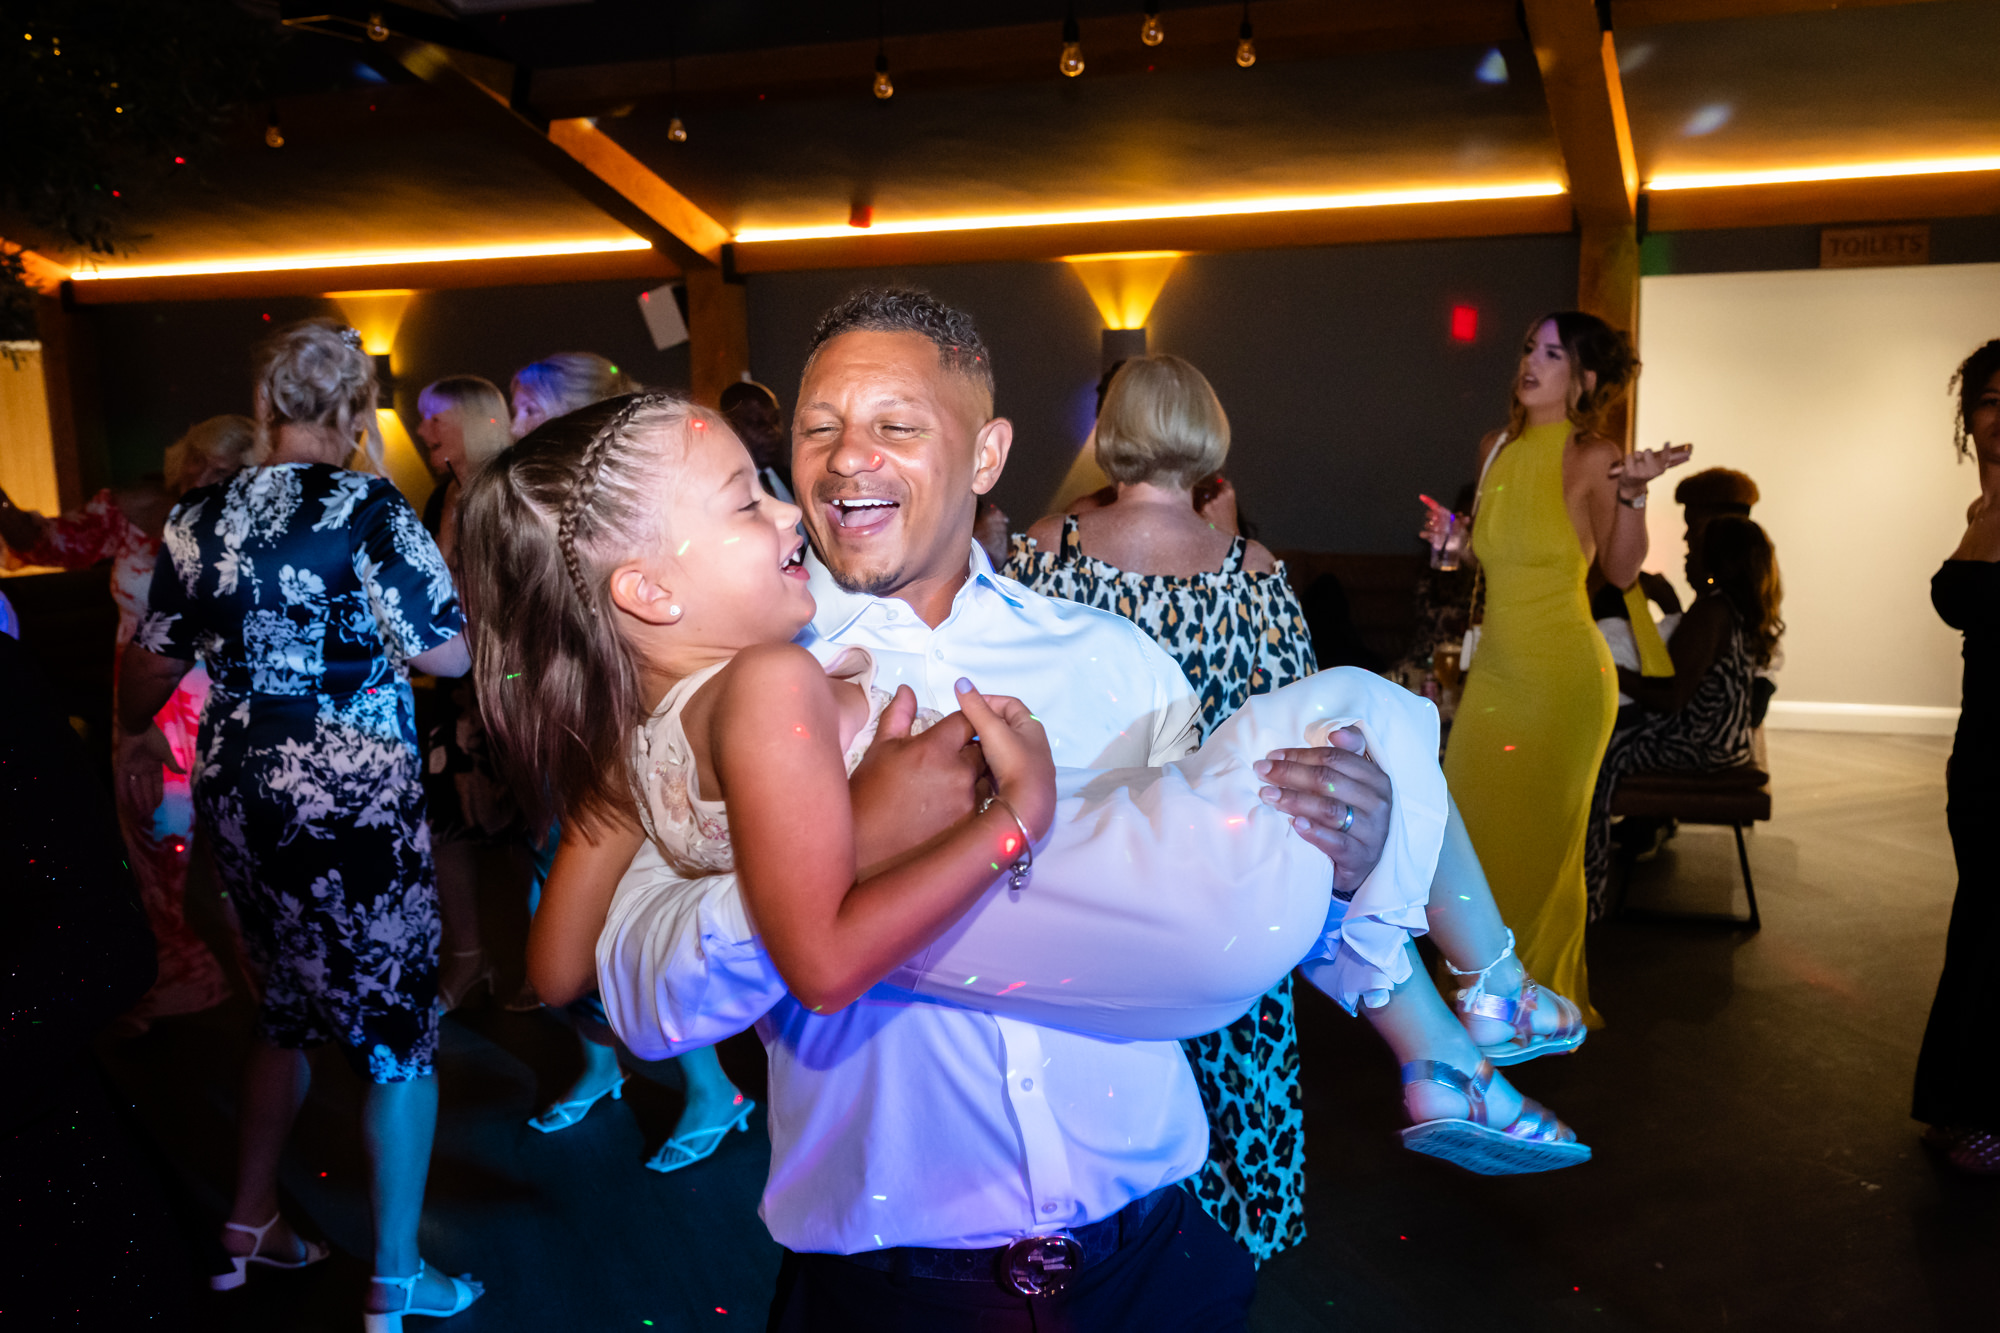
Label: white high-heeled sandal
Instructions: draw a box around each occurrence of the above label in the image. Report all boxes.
[364,1260,483,1333]
[645,1098,757,1174]
[211,1212,330,1291]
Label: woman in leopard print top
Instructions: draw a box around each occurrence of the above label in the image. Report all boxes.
[1006,354,1316,1265]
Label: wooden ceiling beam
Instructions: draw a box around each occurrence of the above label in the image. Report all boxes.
[728,193,1575,275]
[380,40,721,272]
[1646,168,2000,231]
[59,245,673,305]
[1614,0,1947,26]
[1524,0,1637,230]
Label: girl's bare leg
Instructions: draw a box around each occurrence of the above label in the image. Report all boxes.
[1360,944,1528,1126]
[1421,796,1563,1046]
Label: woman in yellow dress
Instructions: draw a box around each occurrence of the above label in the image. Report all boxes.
[1441,313,1689,1027]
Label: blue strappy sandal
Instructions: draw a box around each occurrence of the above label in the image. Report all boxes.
[645,1098,757,1174]
[364,1260,483,1333]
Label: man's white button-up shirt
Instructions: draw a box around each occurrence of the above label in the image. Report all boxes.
[631,545,1213,1255]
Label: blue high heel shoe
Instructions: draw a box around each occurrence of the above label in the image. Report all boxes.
[364,1260,483,1333]
[528,1075,627,1133]
[211,1212,330,1291]
[645,1098,757,1174]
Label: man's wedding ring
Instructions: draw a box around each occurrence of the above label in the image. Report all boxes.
[1334,803,1355,834]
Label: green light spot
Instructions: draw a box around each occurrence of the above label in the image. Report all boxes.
[963,975,978,985]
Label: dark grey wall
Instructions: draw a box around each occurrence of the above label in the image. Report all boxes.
[745,232,1580,552]
[87,278,689,485]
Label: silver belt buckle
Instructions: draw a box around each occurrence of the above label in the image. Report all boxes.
[999,1233,1083,1297]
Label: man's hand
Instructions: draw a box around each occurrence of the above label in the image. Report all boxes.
[1253,726,1392,897]
[115,721,185,823]
[848,686,987,873]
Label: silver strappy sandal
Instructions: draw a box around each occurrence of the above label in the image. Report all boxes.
[1399,1058,1592,1175]
[1447,929,1588,1067]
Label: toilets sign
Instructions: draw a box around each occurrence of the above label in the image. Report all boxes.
[1820,224,1930,268]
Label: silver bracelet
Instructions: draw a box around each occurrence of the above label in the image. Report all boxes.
[980,794,1034,891]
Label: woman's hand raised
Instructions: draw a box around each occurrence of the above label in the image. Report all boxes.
[952,679,1056,840]
[1608,442,1694,497]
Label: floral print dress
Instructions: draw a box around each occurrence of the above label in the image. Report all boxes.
[1005,515,1318,1265]
[15,489,229,1021]
[139,465,463,1081]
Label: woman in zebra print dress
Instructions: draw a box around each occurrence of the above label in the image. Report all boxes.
[1584,515,1783,916]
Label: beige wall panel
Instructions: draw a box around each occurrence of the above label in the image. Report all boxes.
[1634,263,1996,732]
[0,344,63,574]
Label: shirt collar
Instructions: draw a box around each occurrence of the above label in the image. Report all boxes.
[804,541,1023,641]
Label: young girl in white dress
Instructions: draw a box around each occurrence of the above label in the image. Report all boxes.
[459,393,1590,1177]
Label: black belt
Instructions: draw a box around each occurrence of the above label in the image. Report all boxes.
[835,1186,1172,1297]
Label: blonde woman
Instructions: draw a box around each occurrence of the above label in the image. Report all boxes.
[117,319,482,1330]
[0,415,254,1029]
[415,376,527,1008]
[509,351,634,440]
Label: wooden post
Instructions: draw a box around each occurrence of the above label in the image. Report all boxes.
[1523,0,1640,446]
[685,266,749,408]
[35,294,104,509]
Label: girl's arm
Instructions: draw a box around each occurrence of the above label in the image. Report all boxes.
[710,643,1054,1014]
[529,812,645,1006]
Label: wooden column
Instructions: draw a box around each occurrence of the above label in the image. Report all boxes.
[684,267,749,408]
[1523,0,1640,444]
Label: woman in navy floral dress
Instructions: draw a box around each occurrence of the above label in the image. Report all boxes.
[119,320,483,1328]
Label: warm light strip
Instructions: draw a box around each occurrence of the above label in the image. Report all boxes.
[732,183,1567,244]
[1647,156,2000,192]
[68,237,651,282]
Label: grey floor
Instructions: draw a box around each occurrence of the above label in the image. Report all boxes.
[100,732,1997,1331]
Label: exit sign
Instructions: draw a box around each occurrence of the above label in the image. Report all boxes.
[1820,224,1930,268]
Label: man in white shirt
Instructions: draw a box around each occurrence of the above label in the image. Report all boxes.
[598,290,1393,1330]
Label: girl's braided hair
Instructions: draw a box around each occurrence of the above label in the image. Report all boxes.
[460,392,714,833]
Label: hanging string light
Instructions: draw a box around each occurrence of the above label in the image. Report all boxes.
[666,19,687,142]
[1236,3,1256,67]
[366,11,389,41]
[1059,6,1084,77]
[1140,4,1164,47]
[873,3,893,98]
[264,104,285,148]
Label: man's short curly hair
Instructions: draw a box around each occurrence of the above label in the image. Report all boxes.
[805,288,994,404]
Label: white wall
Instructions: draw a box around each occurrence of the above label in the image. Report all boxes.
[1634,263,1995,733]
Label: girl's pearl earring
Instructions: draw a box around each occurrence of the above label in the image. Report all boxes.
[668,605,682,618]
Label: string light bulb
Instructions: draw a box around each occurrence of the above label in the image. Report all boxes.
[1236,4,1256,67]
[1059,10,1084,77]
[366,11,388,41]
[668,115,688,143]
[264,106,284,148]
[1140,4,1164,46]
[873,49,893,99]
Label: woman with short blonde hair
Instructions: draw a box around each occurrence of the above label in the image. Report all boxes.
[1092,353,1230,489]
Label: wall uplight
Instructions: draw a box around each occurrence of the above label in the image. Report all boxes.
[1450,305,1479,342]
[733,181,1566,245]
[1063,251,1183,331]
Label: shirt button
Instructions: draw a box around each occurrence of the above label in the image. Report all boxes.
[1041,1203,1057,1214]
[1020,1078,1033,1091]
[885,608,898,620]
[932,647,944,660]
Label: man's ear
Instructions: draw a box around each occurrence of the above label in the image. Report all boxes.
[971,416,1014,497]
[608,561,682,626]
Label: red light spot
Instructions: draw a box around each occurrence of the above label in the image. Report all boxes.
[111,189,120,197]
[691,419,705,428]
[262,313,271,321]
[716,1309,728,1315]
[1002,837,1017,854]
[172,156,185,164]
[793,724,809,737]
[1450,305,1479,342]
[1502,744,1516,751]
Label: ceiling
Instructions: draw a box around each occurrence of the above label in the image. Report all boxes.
[24,0,2000,282]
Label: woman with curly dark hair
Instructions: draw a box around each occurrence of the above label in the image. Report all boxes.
[1915,337,2000,1176]
[1438,312,1690,1030]
[1583,515,1783,915]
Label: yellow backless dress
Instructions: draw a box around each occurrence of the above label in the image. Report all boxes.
[1443,420,1615,1027]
